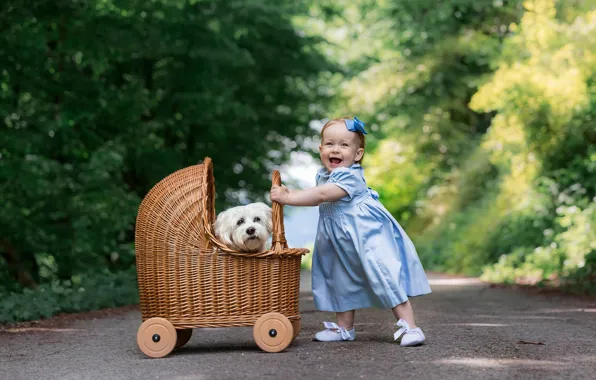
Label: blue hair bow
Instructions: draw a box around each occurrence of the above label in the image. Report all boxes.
[345,117,367,135]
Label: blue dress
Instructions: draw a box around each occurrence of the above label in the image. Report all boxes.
[311,164,432,312]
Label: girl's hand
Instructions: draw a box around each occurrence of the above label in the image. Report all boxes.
[270,185,290,205]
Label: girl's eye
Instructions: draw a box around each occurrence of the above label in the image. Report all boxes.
[325,142,333,146]
[342,143,349,147]
[236,219,244,226]
[253,217,261,222]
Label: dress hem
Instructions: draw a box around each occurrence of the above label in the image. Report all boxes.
[314,290,432,313]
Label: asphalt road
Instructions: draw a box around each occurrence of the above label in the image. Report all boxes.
[1,272,595,380]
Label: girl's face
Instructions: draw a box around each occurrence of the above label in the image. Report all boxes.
[319,123,364,172]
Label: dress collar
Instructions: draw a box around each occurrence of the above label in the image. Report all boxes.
[317,163,362,179]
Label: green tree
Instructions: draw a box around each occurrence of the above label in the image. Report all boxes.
[0,0,336,290]
[336,0,595,287]
[321,0,524,222]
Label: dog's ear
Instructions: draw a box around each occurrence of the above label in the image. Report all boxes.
[213,210,226,238]
[254,202,273,234]
[214,209,235,247]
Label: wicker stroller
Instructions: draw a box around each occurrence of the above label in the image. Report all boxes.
[134,157,309,358]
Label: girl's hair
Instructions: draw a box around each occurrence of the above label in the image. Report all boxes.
[320,116,366,164]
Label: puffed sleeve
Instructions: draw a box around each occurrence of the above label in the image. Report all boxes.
[327,167,366,201]
[315,170,323,186]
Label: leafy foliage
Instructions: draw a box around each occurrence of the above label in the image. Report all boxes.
[0,0,336,299]
[0,270,138,323]
[340,0,595,289]
[2,0,595,323]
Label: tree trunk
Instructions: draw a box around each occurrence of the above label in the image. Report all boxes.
[0,239,38,289]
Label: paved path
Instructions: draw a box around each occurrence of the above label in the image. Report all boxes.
[1,273,595,380]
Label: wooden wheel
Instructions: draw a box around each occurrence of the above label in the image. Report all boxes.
[291,318,301,340]
[253,312,294,353]
[137,317,177,358]
[175,329,193,348]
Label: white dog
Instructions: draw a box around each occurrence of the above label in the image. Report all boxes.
[213,202,273,252]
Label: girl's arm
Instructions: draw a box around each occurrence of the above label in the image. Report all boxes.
[270,184,347,206]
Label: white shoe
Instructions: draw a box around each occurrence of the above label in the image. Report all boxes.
[394,318,425,346]
[314,322,356,342]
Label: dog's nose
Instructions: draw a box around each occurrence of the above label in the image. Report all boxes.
[246,227,256,235]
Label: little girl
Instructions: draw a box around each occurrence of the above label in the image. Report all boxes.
[270,116,432,346]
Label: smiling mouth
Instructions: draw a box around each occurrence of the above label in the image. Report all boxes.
[329,158,342,165]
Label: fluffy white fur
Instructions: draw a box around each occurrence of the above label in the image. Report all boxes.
[214,202,273,252]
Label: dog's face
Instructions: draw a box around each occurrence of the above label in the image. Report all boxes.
[213,202,272,252]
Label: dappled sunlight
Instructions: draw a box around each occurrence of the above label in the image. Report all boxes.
[434,357,567,369]
[3,327,81,333]
[446,323,509,327]
[535,308,596,314]
[428,278,483,286]
[570,355,596,363]
[473,314,565,320]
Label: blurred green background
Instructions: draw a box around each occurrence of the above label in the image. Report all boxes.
[1,0,594,323]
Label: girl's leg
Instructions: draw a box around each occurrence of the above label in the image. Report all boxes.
[391,300,417,328]
[391,299,425,346]
[336,310,355,329]
[314,310,356,341]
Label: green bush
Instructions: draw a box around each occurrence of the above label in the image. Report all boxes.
[301,243,314,271]
[0,270,138,324]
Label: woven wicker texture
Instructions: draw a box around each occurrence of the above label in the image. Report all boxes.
[135,157,309,328]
